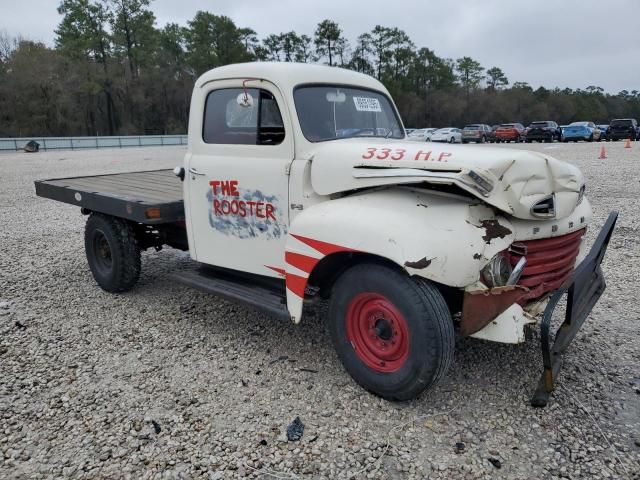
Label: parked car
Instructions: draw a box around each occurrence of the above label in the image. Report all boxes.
[562,121,601,142]
[461,124,492,143]
[607,118,638,141]
[430,127,461,143]
[405,128,416,136]
[597,125,610,141]
[487,124,500,143]
[524,121,561,143]
[495,123,525,143]
[407,128,438,142]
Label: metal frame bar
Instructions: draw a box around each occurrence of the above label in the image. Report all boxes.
[530,211,618,407]
[0,135,188,152]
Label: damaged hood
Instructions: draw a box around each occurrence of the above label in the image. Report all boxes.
[309,138,584,220]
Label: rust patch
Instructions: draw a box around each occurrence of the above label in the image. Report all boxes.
[473,253,482,260]
[404,257,432,269]
[460,285,528,336]
[479,219,512,244]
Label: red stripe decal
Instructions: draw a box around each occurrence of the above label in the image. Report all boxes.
[291,234,356,255]
[265,265,286,276]
[286,272,308,298]
[285,251,319,274]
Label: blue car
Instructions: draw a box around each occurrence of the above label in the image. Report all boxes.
[597,124,610,141]
[562,121,602,142]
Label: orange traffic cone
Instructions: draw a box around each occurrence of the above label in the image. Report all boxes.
[598,145,607,159]
[624,138,632,148]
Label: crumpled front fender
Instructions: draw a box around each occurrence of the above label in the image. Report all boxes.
[283,187,515,323]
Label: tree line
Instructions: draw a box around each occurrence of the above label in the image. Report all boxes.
[1,0,638,137]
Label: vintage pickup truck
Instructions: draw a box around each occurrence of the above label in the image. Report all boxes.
[35,62,617,406]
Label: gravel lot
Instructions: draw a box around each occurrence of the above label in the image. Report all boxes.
[1,142,639,480]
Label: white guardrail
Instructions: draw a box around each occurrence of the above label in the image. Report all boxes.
[0,135,188,152]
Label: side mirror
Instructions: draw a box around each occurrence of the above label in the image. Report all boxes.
[173,166,185,182]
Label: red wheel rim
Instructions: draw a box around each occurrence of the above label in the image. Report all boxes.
[345,293,410,373]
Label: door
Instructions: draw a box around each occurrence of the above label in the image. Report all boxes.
[185,80,294,277]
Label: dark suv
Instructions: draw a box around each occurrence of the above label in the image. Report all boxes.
[525,121,561,143]
[607,118,638,141]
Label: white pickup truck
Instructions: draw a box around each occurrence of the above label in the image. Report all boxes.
[36,62,617,406]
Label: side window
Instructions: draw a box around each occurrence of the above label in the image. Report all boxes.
[203,88,285,145]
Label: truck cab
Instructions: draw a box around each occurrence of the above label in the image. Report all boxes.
[35,62,617,406]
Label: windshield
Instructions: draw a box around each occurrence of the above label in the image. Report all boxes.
[530,122,549,127]
[294,85,403,142]
[611,119,632,127]
[500,124,515,128]
[464,125,479,130]
[569,122,588,126]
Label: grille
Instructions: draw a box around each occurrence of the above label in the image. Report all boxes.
[508,228,586,303]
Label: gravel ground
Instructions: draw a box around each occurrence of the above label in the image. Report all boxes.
[1,142,639,480]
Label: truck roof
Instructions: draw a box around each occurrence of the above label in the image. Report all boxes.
[195,62,390,96]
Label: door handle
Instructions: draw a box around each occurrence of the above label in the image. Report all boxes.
[188,167,205,176]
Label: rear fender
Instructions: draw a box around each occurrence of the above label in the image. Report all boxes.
[284,188,514,322]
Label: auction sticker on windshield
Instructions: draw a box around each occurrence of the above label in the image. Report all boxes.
[353,96,382,112]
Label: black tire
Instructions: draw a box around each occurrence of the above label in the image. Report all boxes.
[588,134,593,142]
[328,263,454,401]
[525,139,532,143]
[480,135,486,144]
[449,137,455,144]
[84,213,141,292]
[462,140,468,144]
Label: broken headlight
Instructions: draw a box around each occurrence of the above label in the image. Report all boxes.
[530,194,556,218]
[576,184,585,206]
[480,253,512,287]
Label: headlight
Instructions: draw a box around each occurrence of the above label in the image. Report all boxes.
[531,194,556,218]
[577,184,586,206]
[481,253,512,287]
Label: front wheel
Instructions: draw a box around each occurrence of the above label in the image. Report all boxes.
[328,263,454,401]
[84,213,141,292]
[449,137,455,144]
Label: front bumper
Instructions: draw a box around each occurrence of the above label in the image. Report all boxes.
[530,211,618,407]
[526,132,554,141]
[609,131,635,140]
[564,133,590,141]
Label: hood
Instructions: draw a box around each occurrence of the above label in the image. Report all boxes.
[308,138,584,220]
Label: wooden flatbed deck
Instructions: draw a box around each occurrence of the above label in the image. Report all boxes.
[35,169,185,224]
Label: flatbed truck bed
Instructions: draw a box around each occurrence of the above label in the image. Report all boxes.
[34,169,184,225]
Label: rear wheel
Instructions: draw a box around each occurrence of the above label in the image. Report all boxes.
[84,213,141,292]
[328,263,454,401]
[449,137,455,144]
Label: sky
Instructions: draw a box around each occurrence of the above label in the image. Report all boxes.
[1,0,638,93]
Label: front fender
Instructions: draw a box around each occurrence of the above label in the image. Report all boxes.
[284,187,514,322]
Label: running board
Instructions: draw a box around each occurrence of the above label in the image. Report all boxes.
[172,268,290,321]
